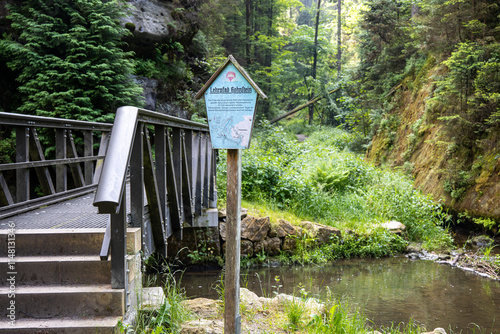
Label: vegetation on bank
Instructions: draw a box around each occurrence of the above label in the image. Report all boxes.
[129,265,496,334]
[216,124,454,263]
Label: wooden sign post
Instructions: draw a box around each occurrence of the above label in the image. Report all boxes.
[195,55,266,333]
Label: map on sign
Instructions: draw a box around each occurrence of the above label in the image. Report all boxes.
[204,64,257,149]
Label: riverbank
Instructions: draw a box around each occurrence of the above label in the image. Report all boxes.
[138,253,500,333]
[179,288,451,334]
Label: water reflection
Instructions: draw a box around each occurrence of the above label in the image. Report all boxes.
[179,256,500,333]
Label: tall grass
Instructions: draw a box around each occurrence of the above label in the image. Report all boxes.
[132,270,190,333]
[217,124,453,252]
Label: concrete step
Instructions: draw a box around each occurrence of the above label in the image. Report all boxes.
[0,227,142,257]
[0,229,106,256]
[0,316,121,333]
[0,285,125,318]
[0,255,111,286]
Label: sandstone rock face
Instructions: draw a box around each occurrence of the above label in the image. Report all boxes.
[125,0,175,43]
[133,76,158,110]
[219,222,226,241]
[253,240,264,255]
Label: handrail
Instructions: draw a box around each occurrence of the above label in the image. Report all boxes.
[0,111,112,218]
[93,106,139,214]
[0,111,112,131]
[93,106,209,214]
[92,106,216,294]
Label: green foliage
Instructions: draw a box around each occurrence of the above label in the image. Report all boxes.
[290,230,409,265]
[286,297,307,331]
[1,0,143,122]
[131,270,190,334]
[218,125,452,254]
[307,289,369,333]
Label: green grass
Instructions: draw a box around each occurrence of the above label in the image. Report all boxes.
[217,124,454,257]
[128,270,191,334]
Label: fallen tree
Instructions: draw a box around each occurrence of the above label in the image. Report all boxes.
[269,87,340,124]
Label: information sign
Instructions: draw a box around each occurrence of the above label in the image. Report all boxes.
[195,55,267,149]
[195,55,266,334]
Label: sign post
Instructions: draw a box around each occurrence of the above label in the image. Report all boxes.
[195,55,266,333]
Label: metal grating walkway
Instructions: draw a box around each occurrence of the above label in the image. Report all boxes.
[0,193,109,230]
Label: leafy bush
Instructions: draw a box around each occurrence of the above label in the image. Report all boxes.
[218,125,453,252]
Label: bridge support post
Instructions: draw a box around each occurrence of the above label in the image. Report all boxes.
[111,190,128,298]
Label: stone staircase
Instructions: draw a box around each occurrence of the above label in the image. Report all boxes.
[0,228,142,333]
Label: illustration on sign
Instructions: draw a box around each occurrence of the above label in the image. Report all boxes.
[195,55,267,150]
[204,64,257,149]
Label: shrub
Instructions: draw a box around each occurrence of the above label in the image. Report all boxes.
[218,125,453,252]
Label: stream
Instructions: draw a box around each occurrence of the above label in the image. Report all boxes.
[179,256,500,333]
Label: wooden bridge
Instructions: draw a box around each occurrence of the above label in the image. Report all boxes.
[0,107,217,333]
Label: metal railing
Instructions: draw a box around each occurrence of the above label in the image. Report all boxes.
[0,111,112,219]
[93,106,217,295]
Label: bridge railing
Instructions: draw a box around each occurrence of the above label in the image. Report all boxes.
[93,106,217,292]
[0,111,112,219]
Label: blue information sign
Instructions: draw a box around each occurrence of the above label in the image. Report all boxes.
[204,64,258,149]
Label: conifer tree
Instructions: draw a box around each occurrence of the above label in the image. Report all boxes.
[2,0,142,122]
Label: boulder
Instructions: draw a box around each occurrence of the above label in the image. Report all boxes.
[218,208,248,220]
[268,224,285,238]
[315,224,341,245]
[125,0,175,43]
[181,298,220,319]
[180,319,223,334]
[240,288,265,310]
[219,222,226,241]
[471,235,493,247]
[380,221,406,235]
[281,236,297,253]
[301,221,316,234]
[264,237,281,256]
[241,216,271,242]
[300,221,341,245]
[422,329,447,334]
[254,240,264,255]
[241,240,254,257]
[278,219,299,236]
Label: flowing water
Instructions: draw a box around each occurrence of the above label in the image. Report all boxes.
[180,256,500,333]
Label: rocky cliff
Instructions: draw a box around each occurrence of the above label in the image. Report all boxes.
[366,63,500,220]
[0,0,208,118]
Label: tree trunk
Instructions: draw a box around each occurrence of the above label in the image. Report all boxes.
[309,0,321,125]
[336,0,341,73]
[246,0,252,64]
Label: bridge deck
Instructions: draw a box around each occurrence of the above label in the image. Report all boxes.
[0,193,108,230]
